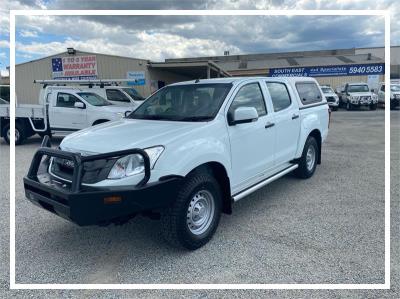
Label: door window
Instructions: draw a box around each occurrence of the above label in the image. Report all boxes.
[228,83,267,117]
[106,89,131,103]
[296,82,322,104]
[56,93,81,108]
[266,82,292,112]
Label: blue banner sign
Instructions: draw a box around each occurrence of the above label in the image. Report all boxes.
[268,63,385,77]
[127,71,146,86]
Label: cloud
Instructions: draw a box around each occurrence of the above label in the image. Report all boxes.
[14,14,385,61]
[0,40,10,48]
[1,0,397,69]
[19,29,38,38]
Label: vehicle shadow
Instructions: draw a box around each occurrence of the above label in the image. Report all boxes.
[34,172,299,254]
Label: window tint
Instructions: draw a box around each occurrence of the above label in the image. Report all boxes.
[56,93,81,108]
[296,83,322,104]
[229,83,267,117]
[106,89,131,103]
[266,82,291,112]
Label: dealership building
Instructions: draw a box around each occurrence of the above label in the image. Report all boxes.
[15,46,399,104]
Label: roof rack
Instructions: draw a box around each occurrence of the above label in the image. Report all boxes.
[33,79,136,88]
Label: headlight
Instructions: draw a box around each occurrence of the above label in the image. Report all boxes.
[107,146,164,179]
[350,95,359,100]
[372,94,378,100]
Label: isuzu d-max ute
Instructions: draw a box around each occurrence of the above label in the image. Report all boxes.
[24,77,329,250]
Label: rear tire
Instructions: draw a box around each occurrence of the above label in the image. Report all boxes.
[2,123,25,145]
[295,136,319,179]
[160,169,222,250]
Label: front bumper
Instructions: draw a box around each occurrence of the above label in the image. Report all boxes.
[350,97,378,106]
[23,138,183,226]
[327,102,339,107]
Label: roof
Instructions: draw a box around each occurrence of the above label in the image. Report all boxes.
[16,49,148,66]
[169,76,317,86]
[348,82,369,85]
[149,60,231,78]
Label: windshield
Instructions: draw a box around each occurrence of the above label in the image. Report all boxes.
[391,84,400,92]
[77,92,111,106]
[347,85,369,93]
[123,88,145,101]
[127,83,232,122]
[321,87,334,94]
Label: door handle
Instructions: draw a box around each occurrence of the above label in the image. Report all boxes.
[265,122,275,129]
[292,114,299,120]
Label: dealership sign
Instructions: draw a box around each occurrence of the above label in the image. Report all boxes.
[51,55,98,79]
[268,63,385,77]
[127,71,146,85]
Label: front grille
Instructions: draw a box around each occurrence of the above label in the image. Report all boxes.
[360,96,371,101]
[50,157,117,184]
[326,96,336,103]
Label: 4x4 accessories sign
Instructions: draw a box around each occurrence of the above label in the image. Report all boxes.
[268,63,385,77]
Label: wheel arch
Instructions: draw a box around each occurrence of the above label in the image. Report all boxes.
[307,129,322,164]
[186,161,232,215]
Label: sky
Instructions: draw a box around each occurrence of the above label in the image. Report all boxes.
[0,0,399,77]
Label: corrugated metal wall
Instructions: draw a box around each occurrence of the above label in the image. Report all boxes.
[16,51,149,104]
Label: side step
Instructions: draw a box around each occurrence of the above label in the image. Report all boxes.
[232,164,298,202]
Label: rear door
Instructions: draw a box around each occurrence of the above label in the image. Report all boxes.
[226,80,276,192]
[49,92,87,130]
[265,81,301,166]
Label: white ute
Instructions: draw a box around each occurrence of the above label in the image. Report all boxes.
[24,77,329,250]
[34,79,146,108]
[0,86,132,144]
[320,85,339,111]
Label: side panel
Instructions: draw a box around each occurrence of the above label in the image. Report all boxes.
[295,105,329,159]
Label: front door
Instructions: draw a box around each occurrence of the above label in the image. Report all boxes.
[227,81,276,193]
[50,92,87,131]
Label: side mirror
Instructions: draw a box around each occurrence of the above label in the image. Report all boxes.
[124,110,132,117]
[229,106,258,126]
[371,89,375,93]
[74,102,85,109]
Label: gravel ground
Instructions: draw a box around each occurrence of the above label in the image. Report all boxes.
[0,109,399,298]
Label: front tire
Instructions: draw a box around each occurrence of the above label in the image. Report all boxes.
[346,102,352,111]
[160,169,222,250]
[295,136,319,179]
[370,103,377,110]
